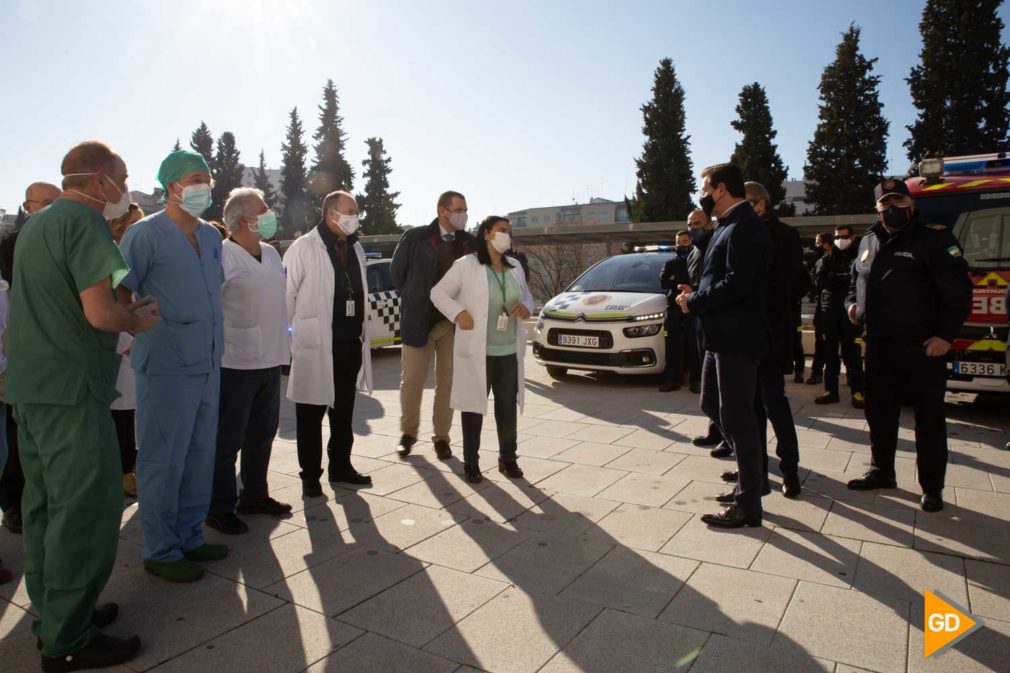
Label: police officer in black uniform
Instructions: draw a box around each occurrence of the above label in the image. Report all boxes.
[659,230,696,392]
[845,178,971,512]
[813,225,865,408]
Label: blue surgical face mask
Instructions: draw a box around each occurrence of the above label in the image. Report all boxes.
[175,183,212,217]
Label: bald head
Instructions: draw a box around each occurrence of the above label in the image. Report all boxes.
[23,182,61,215]
[686,208,711,231]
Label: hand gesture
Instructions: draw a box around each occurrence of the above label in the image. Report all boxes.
[456,310,475,331]
[675,284,693,314]
[923,336,951,357]
[847,304,861,325]
[511,303,531,320]
[131,296,161,334]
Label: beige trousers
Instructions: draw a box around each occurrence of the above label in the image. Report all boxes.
[400,320,455,442]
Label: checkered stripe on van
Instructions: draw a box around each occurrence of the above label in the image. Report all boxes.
[370,291,401,339]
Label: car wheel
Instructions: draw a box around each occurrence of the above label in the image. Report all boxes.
[546,366,568,380]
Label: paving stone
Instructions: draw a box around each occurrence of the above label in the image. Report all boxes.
[942,462,997,491]
[593,504,692,552]
[821,501,916,547]
[954,488,1010,518]
[527,420,588,438]
[776,581,910,673]
[515,435,580,459]
[914,508,1010,563]
[309,632,458,673]
[424,588,601,673]
[906,615,1010,673]
[662,454,735,484]
[383,473,491,509]
[603,447,685,474]
[792,447,854,474]
[333,462,435,496]
[965,559,1010,622]
[761,491,834,532]
[564,424,635,444]
[658,515,772,569]
[596,471,691,507]
[296,491,406,532]
[511,492,619,537]
[844,454,917,484]
[559,546,697,618]
[535,464,629,498]
[609,427,679,451]
[338,565,509,647]
[662,480,735,515]
[477,453,571,485]
[0,633,135,673]
[344,504,466,552]
[475,532,615,595]
[404,517,529,573]
[151,604,362,673]
[688,633,835,673]
[551,441,633,466]
[268,548,425,617]
[0,602,32,642]
[750,528,861,588]
[852,542,967,607]
[659,563,796,645]
[445,479,551,523]
[539,608,707,673]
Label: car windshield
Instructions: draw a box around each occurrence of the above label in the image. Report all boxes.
[567,253,673,294]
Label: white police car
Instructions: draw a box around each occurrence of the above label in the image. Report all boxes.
[532,248,674,378]
[364,255,401,349]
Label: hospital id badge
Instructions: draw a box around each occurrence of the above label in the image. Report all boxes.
[496,312,509,332]
[345,300,356,317]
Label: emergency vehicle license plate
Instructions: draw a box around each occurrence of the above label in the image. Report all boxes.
[953,361,1007,378]
[559,334,600,348]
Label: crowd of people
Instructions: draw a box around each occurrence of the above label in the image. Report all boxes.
[0,140,974,671]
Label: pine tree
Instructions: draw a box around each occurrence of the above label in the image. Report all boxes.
[730,82,789,210]
[905,0,1010,159]
[357,137,401,235]
[307,79,355,223]
[173,138,182,152]
[627,58,696,223]
[279,108,310,238]
[189,122,216,172]
[253,149,277,207]
[803,25,889,215]
[207,131,244,221]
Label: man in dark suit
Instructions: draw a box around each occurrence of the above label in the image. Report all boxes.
[676,163,771,528]
[658,230,695,392]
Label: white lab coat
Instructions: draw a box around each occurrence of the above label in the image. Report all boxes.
[430,254,533,415]
[285,227,373,405]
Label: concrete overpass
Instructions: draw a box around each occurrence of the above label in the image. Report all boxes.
[351,213,878,257]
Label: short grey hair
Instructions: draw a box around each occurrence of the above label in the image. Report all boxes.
[322,190,355,215]
[223,187,266,232]
[744,181,771,207]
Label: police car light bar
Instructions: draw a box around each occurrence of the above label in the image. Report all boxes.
[630,244,674,253]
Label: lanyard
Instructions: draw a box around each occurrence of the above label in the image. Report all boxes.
[336,242,354,299]
[491,267,509,313]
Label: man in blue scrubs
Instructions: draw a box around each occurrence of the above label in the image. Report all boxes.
[119,150,227,582]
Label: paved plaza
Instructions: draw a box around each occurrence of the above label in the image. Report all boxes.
[2,348,1009,673]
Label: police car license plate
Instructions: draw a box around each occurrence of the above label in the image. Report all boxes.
[559,334,599,348]
[953,361,1007,378]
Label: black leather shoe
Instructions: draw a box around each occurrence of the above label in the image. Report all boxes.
[463,464,483,484]
[41,633,141,672]
[302,482,324,498]
[782,473,802,499]
[805,374,822,385]
[715,490,736,504]
[498,459,524,479]
[330,471,373,486]
[398,434,416,457]
[37,604,120,651]
[434,440,453,460]
[721,469,739,483]
[710,441,733,458]
[814,391,840,405]
[205,512,249,535]
[846,471,898,491]
[236,497,293,517]
[692,432,722,447]
[793,372,805,383]
[701,505,762,528]
[658,382,680,392]
[921,492,944,512]
[2,508,22,535]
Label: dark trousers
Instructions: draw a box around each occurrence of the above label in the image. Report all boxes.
[810,320,825,378]
[791,304,805,376]
[700,351,763,512]
[864,339,948,494]
[821,308,864,395]
[684,315,702,385]
[296,338,362,484]
[0,404,23,512]
[111,409,137,474]
[461,355,519,465]
[211,366,281,513]
[755,375,800,479]
[662,310,686,385]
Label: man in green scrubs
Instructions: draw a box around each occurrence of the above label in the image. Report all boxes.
[6,141,160,671]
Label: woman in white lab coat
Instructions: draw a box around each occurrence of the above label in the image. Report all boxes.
[431,216,534,483]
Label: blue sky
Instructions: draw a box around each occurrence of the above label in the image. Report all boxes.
[2,0,1008,225]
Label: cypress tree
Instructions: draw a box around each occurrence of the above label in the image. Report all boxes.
[730,82,789,210]
[905,0,1010,159]
[208,131,244,222]
[308,79,355,223]
[357,137,401,235]
[627,58,696,223]
[279,108,310,238]
[803,25,889,215]
[172,138,182,152]
[189,122,216,172]
[253,149,277,208]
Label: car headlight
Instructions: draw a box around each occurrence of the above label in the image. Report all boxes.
[536,319,544,332]
[631,312,666,322]
[623,323,663,338]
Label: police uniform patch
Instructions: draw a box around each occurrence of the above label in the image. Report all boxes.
[946,245,962,257]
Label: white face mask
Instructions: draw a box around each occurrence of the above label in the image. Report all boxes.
[330,210,360,236]
[835,237,853,251]
[65,173,131,221]
[447,211,468,230]
[490,231,511,254]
